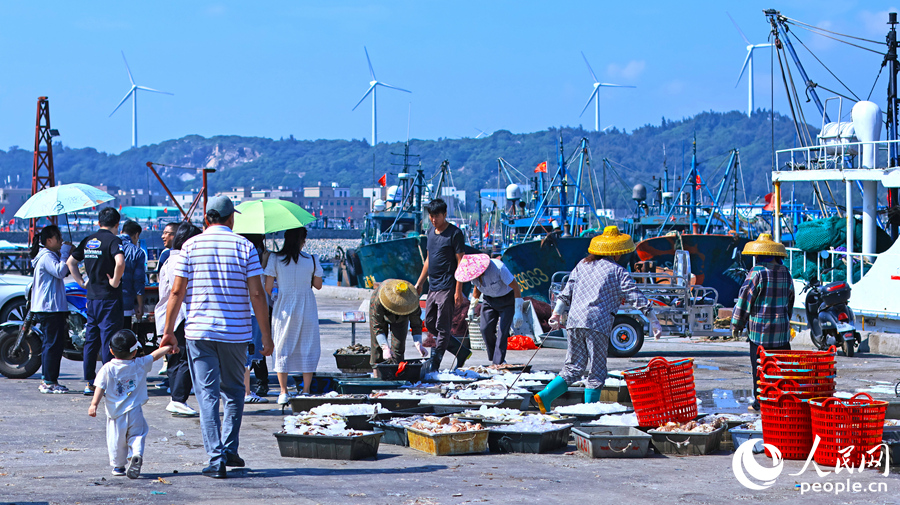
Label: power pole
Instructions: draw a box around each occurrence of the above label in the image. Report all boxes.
[30,97,58,244]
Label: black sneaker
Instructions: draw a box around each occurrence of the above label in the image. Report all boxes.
[126,455,142,479]
[201,462,226,479]
[225,452,245,467]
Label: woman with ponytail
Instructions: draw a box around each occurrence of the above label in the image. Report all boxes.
[30,225,73,393]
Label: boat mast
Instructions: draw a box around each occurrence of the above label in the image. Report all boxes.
[886,12,899,239]
[690,134,698,227]
[558,134,568,235]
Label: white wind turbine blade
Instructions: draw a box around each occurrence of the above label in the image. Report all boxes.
[121,51,135,85]
[597,83,636,88]
[135,86,174,95]
[364,46,376,81]
[579,88,599,117]
[727,12,751,45]
[352,84,376,111]
[735,49,752,87]
[375,82,411,93]
[109,87,135,116]
[581,51,599,83]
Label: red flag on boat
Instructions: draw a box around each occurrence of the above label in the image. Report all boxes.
[164,207,168,214]
[118,204,123,211]
[8,219,14,226]
[484,222,489,238]
[378,174,387,187]
[535,161,547,173]
[695,175,702,191]
[763,192,776,212]
[0,207,5,214]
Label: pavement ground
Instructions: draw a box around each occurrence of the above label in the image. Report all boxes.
[1,293,899,505]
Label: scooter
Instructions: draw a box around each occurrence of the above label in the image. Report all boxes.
[802,271,861,357]
[0,282,114,379]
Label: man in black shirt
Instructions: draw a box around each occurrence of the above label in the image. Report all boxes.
[67,207,126,395]
[415,199,465,373]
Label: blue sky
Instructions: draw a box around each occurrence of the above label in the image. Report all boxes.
[0,1,896,153]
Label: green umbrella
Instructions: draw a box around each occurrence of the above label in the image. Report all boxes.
[232,199,316,235]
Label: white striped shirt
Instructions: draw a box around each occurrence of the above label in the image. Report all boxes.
[174,225,262,343]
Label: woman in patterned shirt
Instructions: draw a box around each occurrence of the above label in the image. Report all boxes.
[532,226,662,413]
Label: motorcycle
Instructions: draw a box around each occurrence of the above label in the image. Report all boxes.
[802,270,861,357]
[1,282,102,379]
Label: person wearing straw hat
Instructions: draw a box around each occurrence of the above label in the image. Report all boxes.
[456,254,523,367]
[730,233,794,412]
[532,226,662,413]
[369,279,427,365]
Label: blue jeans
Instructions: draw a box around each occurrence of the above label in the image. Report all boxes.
[187,339,247,466]
[83,298,123,382]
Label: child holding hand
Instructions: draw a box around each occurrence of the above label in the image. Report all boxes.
[88,330,171,479]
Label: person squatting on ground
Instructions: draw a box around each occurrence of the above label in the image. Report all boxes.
[67,207,125,396]
[415,198,466,373]
[369,279,427,367]
[456,253,524,367]
[30,225,73,394]
[118,220,146,331]
[264,226,322,403]
[160,195,273,479]
[533,226,662,413]
[155,221,202,417]
[88,329,172,479]
[730,233,794,412]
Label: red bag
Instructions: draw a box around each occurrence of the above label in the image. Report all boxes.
[507,334,538,350]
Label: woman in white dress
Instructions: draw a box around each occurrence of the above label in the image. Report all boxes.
[264,227,323,404]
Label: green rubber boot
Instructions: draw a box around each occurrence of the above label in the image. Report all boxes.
[533,376,569,414]
[584,388,602,404]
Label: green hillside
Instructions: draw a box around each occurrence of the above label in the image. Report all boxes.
[0,109,804,212]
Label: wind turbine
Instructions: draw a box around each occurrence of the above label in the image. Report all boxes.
[352,47,411,146]
[109,51,173,148]
[579,51,635,132]
[729,13,773,117]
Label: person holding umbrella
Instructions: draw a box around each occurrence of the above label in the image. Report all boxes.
[369,279,427,366]
[532,226,662,413]
[455,254,524,367]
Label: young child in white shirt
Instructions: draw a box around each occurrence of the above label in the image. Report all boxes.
[88,330,171,478]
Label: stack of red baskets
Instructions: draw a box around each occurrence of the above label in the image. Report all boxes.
[623,357,697,427]
[809,393,888,468]
[756,345,838,460]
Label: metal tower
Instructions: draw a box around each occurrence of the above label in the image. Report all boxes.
[30,97,58,244]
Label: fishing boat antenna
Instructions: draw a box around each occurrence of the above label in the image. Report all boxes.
[885,12,899,238]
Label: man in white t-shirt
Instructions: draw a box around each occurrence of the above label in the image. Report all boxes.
[160,196,273,479]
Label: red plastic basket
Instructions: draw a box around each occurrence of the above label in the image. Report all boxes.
[759,389,813,460]
[624,357,697,427]
[758,357,836,374]
[757,378,835,399]
[758,362,836,379]
[809,393,888,468]
[757,345,837,364]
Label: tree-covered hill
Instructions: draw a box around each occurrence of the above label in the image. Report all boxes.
[0,109,805,212]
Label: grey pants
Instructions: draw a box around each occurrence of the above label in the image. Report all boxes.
[479,293,515,365]
[560,328,609,390]
[187,339,247,466]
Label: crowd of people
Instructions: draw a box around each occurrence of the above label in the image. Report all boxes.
[30,196,787,480]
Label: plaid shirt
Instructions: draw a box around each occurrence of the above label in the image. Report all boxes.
[731,262,795,346]
[369,284,423,339]
[557,258,652,333]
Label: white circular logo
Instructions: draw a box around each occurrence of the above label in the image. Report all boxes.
[732,439,784,490]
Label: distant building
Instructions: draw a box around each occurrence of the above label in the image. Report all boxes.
[0,187,32,222]
[298,184,369,226]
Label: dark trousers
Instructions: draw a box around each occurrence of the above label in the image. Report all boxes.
[750,340,791,408]
[167,322,192,403]
[35,312,67,384]
[424,288,455,358]
[122,315,132,331]
[480,292,515,365]
[83,298,123,381]
[370,321,409,365]
[250,358,269,392]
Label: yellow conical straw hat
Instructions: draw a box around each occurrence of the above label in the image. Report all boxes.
[588,225,636,256]
[378,279,420,315]
[741,233,787,258]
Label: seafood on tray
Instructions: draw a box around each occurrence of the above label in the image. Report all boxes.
[655,420,721,433]
[282,414,370,437]
[335,344,370,355]
[554,402,629,416]
[456,406,568,424]
[410,416,485,433]
[308,403,388,417]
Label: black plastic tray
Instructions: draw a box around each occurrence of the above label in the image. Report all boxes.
[274,431,382,460]
[336,380,410,395]
[372,421,410,446]
[368,396,422,411]
[289,395,368,413]
[333,351,373,373]
[648,424,725,456]
[487,425,572,454]
[374,360,425,381]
